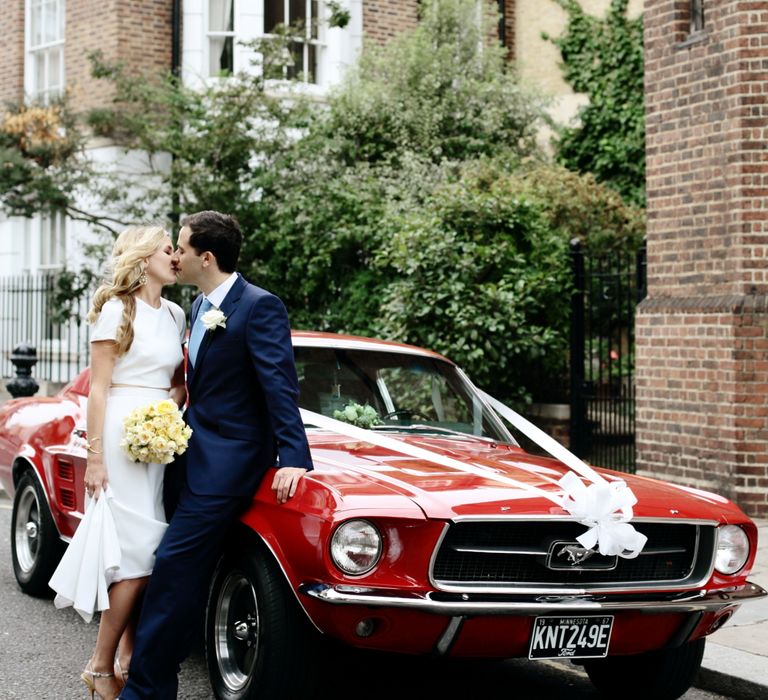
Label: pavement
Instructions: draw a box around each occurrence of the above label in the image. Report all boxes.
[0,480,765,698]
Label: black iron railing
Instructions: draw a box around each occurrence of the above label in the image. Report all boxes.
[570,240,647,473]
[0,274,92,385]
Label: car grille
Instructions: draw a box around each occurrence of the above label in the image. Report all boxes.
[431,520,716,589]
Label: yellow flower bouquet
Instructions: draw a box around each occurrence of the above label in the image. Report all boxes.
[120,399,193,465]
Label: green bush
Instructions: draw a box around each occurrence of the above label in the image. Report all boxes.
[374,163,569,405]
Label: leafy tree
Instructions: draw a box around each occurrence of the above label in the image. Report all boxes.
[373,160,644,404]
[318,0,544,166]
[247,0,548,336]
[0,103,98,225]
[546,0,645,206]
[375,162,567,404]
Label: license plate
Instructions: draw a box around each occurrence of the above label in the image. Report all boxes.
[528,615,614,659]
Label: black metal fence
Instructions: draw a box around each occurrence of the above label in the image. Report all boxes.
[0,274,92,385]
[570,240,647,473]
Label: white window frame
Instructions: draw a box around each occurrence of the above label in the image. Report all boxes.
[206,0,237,77]
[37,212,66,271]
[25,0,65,102]
[263,0,324,84]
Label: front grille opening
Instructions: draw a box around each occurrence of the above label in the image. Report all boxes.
[432,521,713,588]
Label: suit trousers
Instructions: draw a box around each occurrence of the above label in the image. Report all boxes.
[119,487,250,700]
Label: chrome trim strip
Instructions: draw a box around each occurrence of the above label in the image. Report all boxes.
[428,522,451,582]
[445,515,721,525]
[453,545,686,557]
[299,582,767,616]
[293,337,441,358]
[454,546,547,555]
[428,518,717,594]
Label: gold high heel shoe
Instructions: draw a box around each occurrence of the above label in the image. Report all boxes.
[81,661,118,699]
[114,656,129,688]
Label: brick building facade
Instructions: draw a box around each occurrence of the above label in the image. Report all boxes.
[0,2,523,108]
[65,0,173,113]
[363,0,419,45]
[0,1,25,105]
[638,0,768,516]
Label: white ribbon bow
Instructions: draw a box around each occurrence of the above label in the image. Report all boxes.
[558,472,647,558]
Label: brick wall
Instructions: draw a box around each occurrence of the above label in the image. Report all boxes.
[0,0,25,106]
[363,0,420,45]
[66,0,172,113]
[638,1,768,516]
[363,0,515,56]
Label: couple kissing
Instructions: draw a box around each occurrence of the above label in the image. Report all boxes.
[49,210,313,699]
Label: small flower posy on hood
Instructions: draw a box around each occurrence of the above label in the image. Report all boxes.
[201,307,227,332]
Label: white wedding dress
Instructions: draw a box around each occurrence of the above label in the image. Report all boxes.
[49,296,185,622]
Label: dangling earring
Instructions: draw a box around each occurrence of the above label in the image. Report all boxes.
[138,270,148,286]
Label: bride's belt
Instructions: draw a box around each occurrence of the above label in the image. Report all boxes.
[109,384,171,397]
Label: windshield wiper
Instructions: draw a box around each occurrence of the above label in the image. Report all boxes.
[370,424,497,442]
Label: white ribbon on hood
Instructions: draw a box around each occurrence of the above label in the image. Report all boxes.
[480,392,647,558]
[301,391,647,559]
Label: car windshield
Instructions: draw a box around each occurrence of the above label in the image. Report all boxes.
[294,346,513,443]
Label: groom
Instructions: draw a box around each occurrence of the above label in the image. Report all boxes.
[120,211,313,699]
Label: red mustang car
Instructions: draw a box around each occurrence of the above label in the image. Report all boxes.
[1,332,764,700]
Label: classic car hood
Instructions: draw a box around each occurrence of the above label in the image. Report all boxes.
[306,432,742,522]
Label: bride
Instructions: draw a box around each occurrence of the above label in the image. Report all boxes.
[49,225,186,700]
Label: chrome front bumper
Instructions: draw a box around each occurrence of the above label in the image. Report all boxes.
[299,581,767,615]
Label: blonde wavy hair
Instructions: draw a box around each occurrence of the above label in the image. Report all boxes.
[87,225,169,356]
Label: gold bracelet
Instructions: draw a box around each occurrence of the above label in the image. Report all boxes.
[85,441,103,454]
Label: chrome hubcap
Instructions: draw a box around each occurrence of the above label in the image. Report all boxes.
[215,572,259,692]
[14,486,41,573]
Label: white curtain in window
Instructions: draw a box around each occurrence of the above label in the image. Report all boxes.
[209,0,233,32]
[209,0,234,75]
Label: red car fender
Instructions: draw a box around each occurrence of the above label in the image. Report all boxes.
[10,447,65,536]
[237,494,331,588]
[11,445,48,495]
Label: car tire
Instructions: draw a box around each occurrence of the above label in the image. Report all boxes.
[583,637,705,700]
[205,538,319,700]
[10,470,64,597]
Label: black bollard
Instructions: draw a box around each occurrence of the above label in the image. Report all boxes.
[6,341,39,398]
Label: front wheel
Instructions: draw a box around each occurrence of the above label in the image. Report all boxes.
[583,637,705,700]
[205,539,319,700]
[11,470,64,597]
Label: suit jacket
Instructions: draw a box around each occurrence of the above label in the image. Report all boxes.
[182,274,313,496]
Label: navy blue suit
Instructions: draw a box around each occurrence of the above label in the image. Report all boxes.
[121,275,313,699]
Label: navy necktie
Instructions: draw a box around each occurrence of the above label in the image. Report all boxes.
[188,298,213,367]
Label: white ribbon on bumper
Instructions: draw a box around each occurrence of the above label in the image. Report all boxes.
[301,392,647,559]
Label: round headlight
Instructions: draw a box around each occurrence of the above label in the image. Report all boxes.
[330,520,382,576]
[715,525,750,575]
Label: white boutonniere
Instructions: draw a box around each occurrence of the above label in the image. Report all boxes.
[201,307,227,332]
